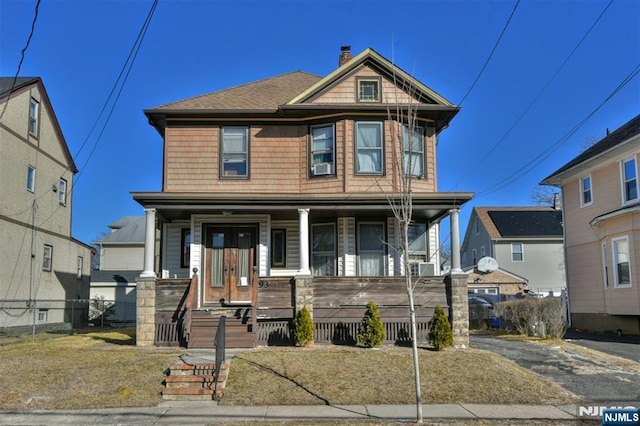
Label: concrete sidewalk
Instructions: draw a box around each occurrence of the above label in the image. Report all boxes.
[0,403,587,424]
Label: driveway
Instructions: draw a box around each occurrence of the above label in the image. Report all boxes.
[470,334,640,406]
[563,329,640,363]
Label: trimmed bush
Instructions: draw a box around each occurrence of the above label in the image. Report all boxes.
[357,301,386,348]
[428,305,454,351]
[292,306,314,346]
[499,297,566,339]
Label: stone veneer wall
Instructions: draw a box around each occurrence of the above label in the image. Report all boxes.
[136,277,156,346]
[446,274,469,348]
[294,276,314,317]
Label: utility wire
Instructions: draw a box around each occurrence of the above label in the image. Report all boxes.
[451,0,614,190]
[473,62,640,199]
[0,0,42,121]
[457,0,520,106]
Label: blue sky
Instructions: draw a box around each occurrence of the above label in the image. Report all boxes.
[1,0,639,247]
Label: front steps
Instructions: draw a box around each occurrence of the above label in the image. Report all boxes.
[162,360,230,401]
[188,309,255,349]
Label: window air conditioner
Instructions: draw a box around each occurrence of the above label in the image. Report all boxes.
[418,262,436,276]
[313,163,332,175]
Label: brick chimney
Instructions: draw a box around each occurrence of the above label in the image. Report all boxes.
[339,46,353,66]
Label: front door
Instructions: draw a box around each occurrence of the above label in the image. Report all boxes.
[203,225,257,305]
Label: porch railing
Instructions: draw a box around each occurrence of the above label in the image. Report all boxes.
[213,315,226,400]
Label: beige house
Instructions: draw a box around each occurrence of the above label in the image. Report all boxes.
[133,47,473,348]
[542,113,640,335]
[0,77,93,332]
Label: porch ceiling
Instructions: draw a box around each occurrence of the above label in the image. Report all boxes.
[131,191,474,223]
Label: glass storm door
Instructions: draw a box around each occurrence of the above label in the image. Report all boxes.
[204,225,256,304]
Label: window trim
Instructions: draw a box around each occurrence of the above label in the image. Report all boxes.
[602,242,609,289]
[43,244,53,271]
[27,165,36,192]
[511,242,524,262]
[181,228,191,269]
[355,121,384,175]
[220,126,250,179]
[271,229,287,268]
[309,124,335,177]
[621,156,638,205]
[29,97,39,137]
[402,124,425,178]
[612,236,632,288]
[580,175,593,207]
[58,178,67,206]
[356,77,381,103]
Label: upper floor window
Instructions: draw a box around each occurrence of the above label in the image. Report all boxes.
[77,256,83,280]
[27,166,36,192]
[480,246,486,257]
[511,242,523,262]
[310,124,335,176]
[356,122,383,175]
[471,249,477,266]
[612,236,631,287]
[312,223,336,276]
[622,157,638,204]
[181,228,191,268]
[357,78,380,102]
[43,244,53,271]
[474,216,480,234]
[58,178,67,205]
[403,125,424,177]
[29,98,39,136]
[580,175,592,206]
[221,127,249,178]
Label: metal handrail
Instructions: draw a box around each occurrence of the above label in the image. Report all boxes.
[213,315,226,400]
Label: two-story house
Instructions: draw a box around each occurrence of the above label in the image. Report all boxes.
[461,206,566,296]
[542,114,640,335]
[90,216,145,325]
[132,47,473,348]
[0,77,93,332]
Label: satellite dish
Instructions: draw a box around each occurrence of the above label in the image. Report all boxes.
[477,257,499,273]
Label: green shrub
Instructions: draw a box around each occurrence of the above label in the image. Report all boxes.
[428,305,454,350]
[357,301,386,348]
[292,306,314,346]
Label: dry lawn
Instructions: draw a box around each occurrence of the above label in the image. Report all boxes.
[0,329,579,411]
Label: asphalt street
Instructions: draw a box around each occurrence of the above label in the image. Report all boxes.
[563,329,640,363]
[470,334,640,407]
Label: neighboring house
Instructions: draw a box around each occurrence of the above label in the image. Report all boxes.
[90,216,144,324]
[0,77,93,332]
[464,266,529,302]
[461,206,566,296]
[541,114,640,335]
[132,46,473,348]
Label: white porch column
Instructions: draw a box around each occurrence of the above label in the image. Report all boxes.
[449,208,463,274]
[297,208,311,275]
[140,208,157,278]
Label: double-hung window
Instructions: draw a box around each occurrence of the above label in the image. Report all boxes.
[356,122,383,174]
[471,249,478,266]
[358,222,385,276]
[403,125,424,177]
[58,178,67,205]
[311,223,336,276]
[407,223,427,275]
[29,98,39,136]
[622,157,638,204]
[43,245,53,271]
[221,127,249,178]
[612,236,631,287]
[580,175,592,206]
[27,166,36,192]
[310,125,335,176]
[77,256,83,280]
[511,243,523,262]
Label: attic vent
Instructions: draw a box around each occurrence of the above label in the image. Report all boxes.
[313,163,332,176]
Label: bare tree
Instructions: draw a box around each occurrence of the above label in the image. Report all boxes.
[530,185,560,207]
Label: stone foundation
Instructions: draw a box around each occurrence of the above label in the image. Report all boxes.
[446,274,469,349]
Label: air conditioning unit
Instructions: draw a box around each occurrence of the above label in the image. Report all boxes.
[313,163,331,175]
[418,262,436,276]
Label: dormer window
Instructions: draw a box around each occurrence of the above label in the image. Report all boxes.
[357,78,380,102]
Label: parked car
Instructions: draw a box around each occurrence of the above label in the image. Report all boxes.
[468,295,496,320]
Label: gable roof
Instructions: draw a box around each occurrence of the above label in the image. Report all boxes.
[541,113,640,185]
[94,216,145,245]
[475,207,563,239]
[0,76,78,173]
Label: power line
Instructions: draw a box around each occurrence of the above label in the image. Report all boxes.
[451,0,615,190]
[473,62,640,199]
[0,0,42,121]
[457,0,520,106]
